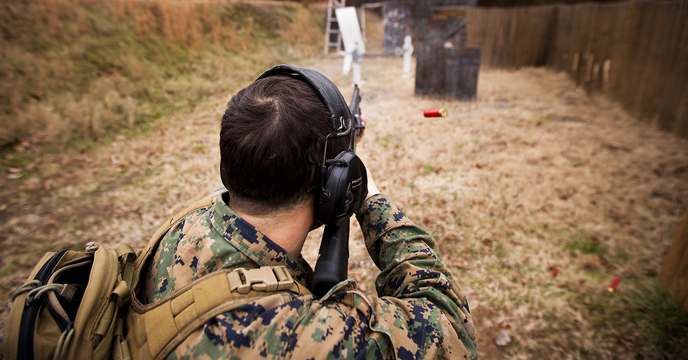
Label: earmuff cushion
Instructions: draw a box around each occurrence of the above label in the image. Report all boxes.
[316,151,368,226]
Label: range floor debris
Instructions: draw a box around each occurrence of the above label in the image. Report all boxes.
[495,330,512,347]
[0,56,686,359]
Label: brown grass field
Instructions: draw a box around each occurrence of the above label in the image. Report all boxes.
[1,21,688,359]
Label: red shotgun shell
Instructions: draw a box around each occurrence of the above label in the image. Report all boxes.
[608,276,620,292]
[423,109,448,118]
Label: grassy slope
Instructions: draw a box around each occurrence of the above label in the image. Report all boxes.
[0,0,325,151]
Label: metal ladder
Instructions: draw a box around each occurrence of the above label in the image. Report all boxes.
[323,0,345,54]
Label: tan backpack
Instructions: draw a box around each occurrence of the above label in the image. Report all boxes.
[4,195,310,360]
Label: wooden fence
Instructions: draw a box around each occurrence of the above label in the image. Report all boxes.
[465,1,688,138]
[466,5,557,68]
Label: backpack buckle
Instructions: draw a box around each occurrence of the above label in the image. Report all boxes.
[85,242,98,254]
[229,266,295,294]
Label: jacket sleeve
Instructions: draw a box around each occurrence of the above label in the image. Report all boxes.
[355,194,478,359]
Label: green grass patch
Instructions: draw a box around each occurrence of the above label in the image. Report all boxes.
[376,135,402,148]
[421,164,434,176]
[563,230,606,255]
[622,281,688,357]
[192,144,208,152]
[7,152,32,169]
[566,236,604,255]
[612,243,630,263]
[494,242,507,258]
[581,280,688,359]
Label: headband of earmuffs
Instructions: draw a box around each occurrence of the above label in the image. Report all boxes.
[255,65,353,137]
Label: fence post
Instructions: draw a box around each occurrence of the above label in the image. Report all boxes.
[660,206,688,311]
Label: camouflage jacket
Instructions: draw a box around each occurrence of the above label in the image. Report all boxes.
[142,193,477,359]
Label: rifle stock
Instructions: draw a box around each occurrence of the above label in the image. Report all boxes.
[312,85,365,299]
[312,223,350,298]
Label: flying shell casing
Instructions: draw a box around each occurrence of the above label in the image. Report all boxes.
[423,109,448,118]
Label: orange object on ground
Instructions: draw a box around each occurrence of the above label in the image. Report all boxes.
[608,276,620,292]
[424,109,448,117]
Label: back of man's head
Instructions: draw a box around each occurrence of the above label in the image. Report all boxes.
[220,74,351,214]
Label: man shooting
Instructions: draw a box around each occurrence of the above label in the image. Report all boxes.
[137,65,477,359]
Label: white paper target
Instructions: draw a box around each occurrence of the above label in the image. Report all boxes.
[335,7,366,56]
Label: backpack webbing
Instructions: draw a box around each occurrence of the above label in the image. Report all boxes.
[121,194,311,360]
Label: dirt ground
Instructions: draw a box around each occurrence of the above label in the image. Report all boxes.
[1,55,687,359]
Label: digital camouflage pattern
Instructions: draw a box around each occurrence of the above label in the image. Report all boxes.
[142,192,477,359]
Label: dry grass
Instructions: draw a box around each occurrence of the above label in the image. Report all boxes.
[304,57,688,358]
[1,53,687,358]
[0,0,325,149]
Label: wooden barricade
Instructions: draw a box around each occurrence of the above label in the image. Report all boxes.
[415,46,480,101]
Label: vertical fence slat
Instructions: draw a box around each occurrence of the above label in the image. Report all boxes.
[633,2,659,119]
[666,3,688,138]
[553,6,572,72]
[651,2,687,134]
[594,5,617,93]
[608,3,631,104]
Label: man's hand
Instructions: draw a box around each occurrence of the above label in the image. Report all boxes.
[365,166,380,199]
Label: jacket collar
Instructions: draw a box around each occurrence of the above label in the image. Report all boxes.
[209,192,313,286]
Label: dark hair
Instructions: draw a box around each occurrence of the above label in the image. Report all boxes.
[219,74,351,213]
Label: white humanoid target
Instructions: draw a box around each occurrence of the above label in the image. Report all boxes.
[402,35,414,78]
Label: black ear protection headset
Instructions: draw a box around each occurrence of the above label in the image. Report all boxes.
[221,65,367,296]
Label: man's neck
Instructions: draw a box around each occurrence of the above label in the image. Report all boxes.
[228,199,315,258]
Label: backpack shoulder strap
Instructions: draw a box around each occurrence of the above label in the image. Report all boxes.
[131,195,217,291]
[124,266,311,360]
[122,194,312,360]
[141,196,216,262]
